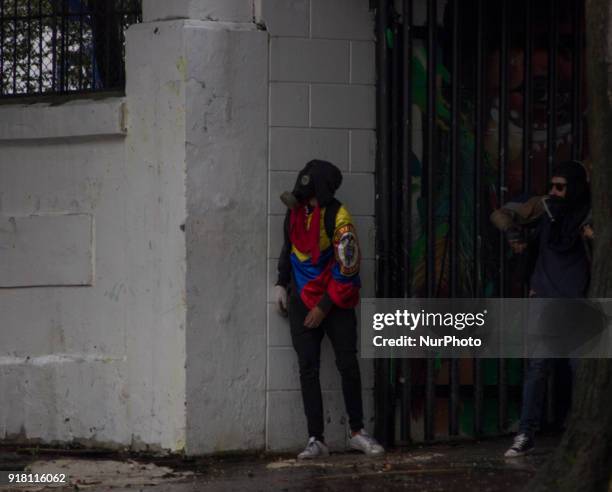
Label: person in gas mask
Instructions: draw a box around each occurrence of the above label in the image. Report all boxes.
[274,159,384,459]
[490,160,593,457]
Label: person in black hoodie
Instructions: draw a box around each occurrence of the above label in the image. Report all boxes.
[491,160,593,457]
[274,159,384,459]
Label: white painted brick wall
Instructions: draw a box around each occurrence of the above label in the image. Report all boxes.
[255,0,310,37]
[270,38,350,83]
[269,83,309,127]
[350,41,376,84]
[260,0,376,452]
[310,0,374,40]
[310,84,375,129]
[270,128,349,171]
[350,130,376,173]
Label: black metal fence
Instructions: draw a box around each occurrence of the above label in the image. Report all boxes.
[0,0,141,98]
[375,0,586,445]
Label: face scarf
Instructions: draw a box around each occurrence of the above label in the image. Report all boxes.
[289,204,321,265]
[546,161,591,253]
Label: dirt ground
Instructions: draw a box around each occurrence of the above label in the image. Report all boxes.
[0,436,559,491]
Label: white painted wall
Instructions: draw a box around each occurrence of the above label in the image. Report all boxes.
[257,0,377,451]
[0,10,189,450]
[0,93,186,451]
[0,0,376,454]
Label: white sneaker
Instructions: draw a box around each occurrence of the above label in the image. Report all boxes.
[297,437,330,459]
[504,433,534,457]
[349,429,385,456]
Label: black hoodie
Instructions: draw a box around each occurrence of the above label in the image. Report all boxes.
[530,161,591,297]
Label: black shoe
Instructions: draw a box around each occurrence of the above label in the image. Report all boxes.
[504,433,534,457]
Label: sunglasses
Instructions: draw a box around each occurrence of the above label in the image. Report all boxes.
[550,182,567,192]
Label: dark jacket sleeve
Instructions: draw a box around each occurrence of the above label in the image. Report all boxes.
[276,211,292,288]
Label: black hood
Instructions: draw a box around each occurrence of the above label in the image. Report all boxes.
[280,159,343,208]
[546,160,591,253]
[550,160,589,207]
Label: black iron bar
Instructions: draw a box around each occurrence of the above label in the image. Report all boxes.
[400,0,413,444]
[474,356,483,436]
[546,365,556,427]
[375,0,392,447]
[38,0,43,92]
[572,0,583,160]
[91,0,97,90]
[1,0,5,95]
[523,0,533,194]
[426,0,436,300]
[60,0,67,92]
[425,0,436,443]
[400,359,411,442]
[473,0,484,438]
[517,0,531,305]
[119,0,125,88]
[12,0,17,94]
[547,0,558,180]
[388,11,401,448]
[426,356,435,442]
[391,17,401,298]
[498,359,507,432]
[376,2,391,299]
[79,0,84,90]
[521,0,533,304]
[51,1,57,91]
[498,0,508,296]
[401,0,413,300]
[449,0,460,437]
[26,0,32,92]
[104,0,112,90]
[498,0,509,433]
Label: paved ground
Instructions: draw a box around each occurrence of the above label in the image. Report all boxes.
[0,436,559,491]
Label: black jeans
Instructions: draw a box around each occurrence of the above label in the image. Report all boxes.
[519,358,577,437]
[289,295,364,441]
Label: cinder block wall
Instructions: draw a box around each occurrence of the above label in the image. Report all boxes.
[257,0,377,451]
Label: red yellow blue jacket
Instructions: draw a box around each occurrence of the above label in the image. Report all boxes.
[276,203,361,311]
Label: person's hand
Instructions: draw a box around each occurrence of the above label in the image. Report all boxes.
[508,239,527,254]
[581,224,595,240]
[274,285,288,317]
[304,306,326,329]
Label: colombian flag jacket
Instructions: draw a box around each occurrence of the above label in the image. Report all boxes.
[276,203,361,311]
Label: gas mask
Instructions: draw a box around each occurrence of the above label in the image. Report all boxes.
[280,169,315,209]
[279,159,343,210]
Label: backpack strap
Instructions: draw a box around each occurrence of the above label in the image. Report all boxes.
[324,199,342,243]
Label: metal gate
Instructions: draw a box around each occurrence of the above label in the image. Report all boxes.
[373,0,586,445]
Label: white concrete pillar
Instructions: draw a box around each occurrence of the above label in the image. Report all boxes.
[144,0,254,23]
[131,0,268,454]
[124,16,188,451]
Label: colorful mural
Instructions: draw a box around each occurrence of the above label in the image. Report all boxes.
[406,0,584,299]
[394,0,585,438]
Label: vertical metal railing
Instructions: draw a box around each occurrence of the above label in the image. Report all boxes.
[449,0,460,438]
[572,0,584,160]
[523,1,533,202]
[424,0,437,443]
[375,0,586,446]
[497,0,509,434]
[0,1,4,90]
[374,0,394,448]
[547,0,559,181]
[473,0,485,438]
[399,0,413,445]
[0,0,141,98]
